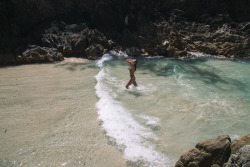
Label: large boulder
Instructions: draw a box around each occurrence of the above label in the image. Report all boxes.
[85,44,104,60]
[175,148,212,167]
[17,45,64,64]
[125,47,142,57]
[42,22,89,57]
[87,29,109,49]
[175,135,231,167]
[224,145,250,167]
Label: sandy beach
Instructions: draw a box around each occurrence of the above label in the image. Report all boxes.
[0,58,126,167]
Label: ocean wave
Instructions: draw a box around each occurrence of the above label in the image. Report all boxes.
[95,55,170,166]
[95,53,113,67]
[187,52,216,58]
[109,50,129,58]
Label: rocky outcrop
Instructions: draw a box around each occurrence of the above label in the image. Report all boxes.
[1,0,250,65]
[175,134,250,167]
[85,44,105,60]
[42,22,110,59]
[0,45,64,65]
[224,145,250,167]
[137,18,250,58]
[175,135,231,167]
[17,45,64,64]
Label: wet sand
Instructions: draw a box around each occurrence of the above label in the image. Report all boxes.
[0,58,126,167]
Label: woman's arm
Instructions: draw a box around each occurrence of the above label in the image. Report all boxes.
[126,59,135,63]
[126,59,132,64]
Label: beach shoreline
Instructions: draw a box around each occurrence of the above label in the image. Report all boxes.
[0,58,126,167]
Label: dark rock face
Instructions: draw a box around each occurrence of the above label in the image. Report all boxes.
[224,145,250,167]
[195,135,231,166]
[17,45,64,64]
[41,22,109,59]
[85,44,105,60]
[175,135,231,167]
[0,45,64,65]
[1,0,250,65]
[0,54,17,65]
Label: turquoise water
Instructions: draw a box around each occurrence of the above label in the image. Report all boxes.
[95,52,250,166]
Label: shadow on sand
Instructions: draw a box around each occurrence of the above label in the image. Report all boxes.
[54,61,97,71]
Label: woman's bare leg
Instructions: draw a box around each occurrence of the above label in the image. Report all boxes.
[126,79,137,89]
[126,79,132,89]
[132,80,137,86]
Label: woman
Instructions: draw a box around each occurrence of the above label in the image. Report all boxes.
[126,59,138,89]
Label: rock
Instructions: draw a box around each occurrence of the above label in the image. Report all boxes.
[125,47,142,56]
[213,32,243,43]
[196,135,231,166]
[224,145,250,167]
[85,44,104,60]
[108,40,116,49]
[196,42,218,55]
[175,148,212,167]
[42,22,110,59]
[17,45,64,64]
[190,34,208,42]
[242,38,250,49]
[211,164,221,167]
[87,29,109,49]
[206,14,232,27]
[42,22,89,57]
[2,0,250,65]
[175,135,231,167]
[176,50,187,57]
[231,134,250,154]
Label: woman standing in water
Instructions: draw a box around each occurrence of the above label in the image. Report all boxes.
[126,59,138,89]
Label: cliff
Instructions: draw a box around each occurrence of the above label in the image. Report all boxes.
[1,0,250,65]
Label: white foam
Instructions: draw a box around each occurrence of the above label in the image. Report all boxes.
[174,65,181,72]
[109,50,129,58]
[126,84,157,93]
[230,134,240,141]
[187,52,215,58]
[95,54,113,67]
[118,50,129,58]
[138,115,160,127]
[145,56,165,59]
[95,69,170,166]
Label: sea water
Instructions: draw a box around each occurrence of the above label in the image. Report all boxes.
[0,55,249,167]
[95,52,250,166]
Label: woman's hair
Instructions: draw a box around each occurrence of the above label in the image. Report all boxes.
[134,60,137,71]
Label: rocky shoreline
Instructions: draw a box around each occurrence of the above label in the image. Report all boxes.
[1,0,250,65]
[0,1,249,166]
[1,19,250,65]
[175,134,250,167]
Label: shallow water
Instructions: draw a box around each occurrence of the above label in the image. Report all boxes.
[0,58,126,167]
[0,55,249,167]
[95,53,250,166]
